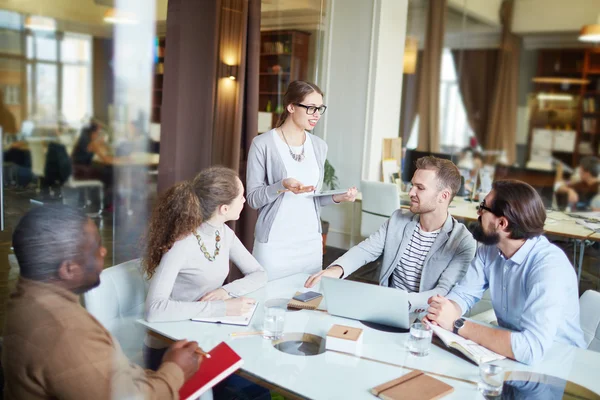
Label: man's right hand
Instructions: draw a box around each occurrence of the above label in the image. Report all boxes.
[162,340,201,381]
[225,297,256,316]
[304,266,344,288]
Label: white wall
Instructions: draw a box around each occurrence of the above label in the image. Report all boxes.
[318,0,408,249]
[318,0,374,249]
[513,0,600,33]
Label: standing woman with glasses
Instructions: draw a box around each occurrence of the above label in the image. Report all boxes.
[247,80,357,280]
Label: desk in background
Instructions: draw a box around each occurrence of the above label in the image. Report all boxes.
[139,274,600,399]
[354,193,598,283]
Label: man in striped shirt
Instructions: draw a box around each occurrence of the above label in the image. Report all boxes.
[305,156,476,311]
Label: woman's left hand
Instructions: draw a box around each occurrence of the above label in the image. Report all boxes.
[333,187,358,203]
[199,288,231,301]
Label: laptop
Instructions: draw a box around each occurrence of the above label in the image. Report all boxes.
[321,277,410,329]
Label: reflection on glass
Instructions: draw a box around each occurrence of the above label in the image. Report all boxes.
[62,65,91,124]
[34,63,57,121]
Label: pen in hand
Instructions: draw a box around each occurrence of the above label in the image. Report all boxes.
[195,348,212,359]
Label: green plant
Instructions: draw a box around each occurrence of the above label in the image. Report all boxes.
[323,159,339,190]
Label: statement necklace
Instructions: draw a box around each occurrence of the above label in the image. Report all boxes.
[281,128,305,162]
[193,229,221,261]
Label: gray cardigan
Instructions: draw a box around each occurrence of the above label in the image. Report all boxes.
[331,210,476,307]
[246,129,335,243]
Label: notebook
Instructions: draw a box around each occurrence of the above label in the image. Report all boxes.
[191,302,258,326]
[287,291,324,310]
[179,342,243,400]
[371,370,454,400]
[428,323,505,365]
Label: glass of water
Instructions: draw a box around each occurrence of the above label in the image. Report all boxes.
[478,363,504,397]
[263,299,286,340]
[407,322,432,356]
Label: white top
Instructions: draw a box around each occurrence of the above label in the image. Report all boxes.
[390,224,440,292]
[268,130,320,241]
[138,273,600,399]
[144,222,267,347]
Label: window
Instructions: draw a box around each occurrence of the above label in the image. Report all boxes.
[26,31,92,126]
[406,49,474,150]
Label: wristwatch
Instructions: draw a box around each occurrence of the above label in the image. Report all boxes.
[453,318,466,334]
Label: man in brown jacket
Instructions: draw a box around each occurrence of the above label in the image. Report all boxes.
[2,205,200,399]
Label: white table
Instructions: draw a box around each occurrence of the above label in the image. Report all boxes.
[139,274,600,399]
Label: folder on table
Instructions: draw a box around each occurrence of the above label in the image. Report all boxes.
[179,342,243,400]
[370,370,454,400]
[287,291,323,310]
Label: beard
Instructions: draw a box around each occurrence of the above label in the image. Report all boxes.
[470,219,500,245]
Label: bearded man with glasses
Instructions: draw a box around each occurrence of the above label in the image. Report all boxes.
[426,180,586,365]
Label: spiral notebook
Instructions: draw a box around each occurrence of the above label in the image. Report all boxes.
[287,291,324,310]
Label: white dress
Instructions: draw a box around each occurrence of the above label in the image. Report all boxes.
[252,130,323,280]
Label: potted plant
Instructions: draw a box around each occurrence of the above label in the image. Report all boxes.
[321,159,339,253]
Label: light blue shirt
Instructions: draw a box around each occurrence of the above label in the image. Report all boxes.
[447,235,586,365]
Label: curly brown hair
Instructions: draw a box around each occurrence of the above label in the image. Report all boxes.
[142,166,240,279]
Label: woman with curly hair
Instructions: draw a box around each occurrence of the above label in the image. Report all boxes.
[142,166,267,370]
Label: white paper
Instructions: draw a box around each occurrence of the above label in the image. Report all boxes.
[191,302,258,326]
[531,128,554,152]
[553,130,576,153]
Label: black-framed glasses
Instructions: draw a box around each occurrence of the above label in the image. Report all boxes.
[477,200,495,215]
[295,103,327,115]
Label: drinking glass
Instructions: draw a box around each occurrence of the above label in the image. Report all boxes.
[406,322,432,356]
[263,299,286,340]
[478,363,504,397]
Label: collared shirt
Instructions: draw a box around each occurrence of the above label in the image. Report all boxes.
[447,235,586,365]
[2,277,184,400]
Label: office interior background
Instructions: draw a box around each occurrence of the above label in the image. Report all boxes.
[0,0,600,335]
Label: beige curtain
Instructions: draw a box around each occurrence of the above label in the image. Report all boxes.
[452,49,499,147]
[416,0,447,152]
[399,51,422,145]
[485,0,520,164]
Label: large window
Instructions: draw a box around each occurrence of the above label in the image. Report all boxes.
[26,31,91,127]
[407,49,474,150]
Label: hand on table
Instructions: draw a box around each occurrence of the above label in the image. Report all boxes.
[333,187,358,203]
[304,265,344,288]
[199,288,231,301]
[282,178,315,194]
[225,297,256,316]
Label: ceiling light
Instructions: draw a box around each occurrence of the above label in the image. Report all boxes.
[579,16,600,43]
[103,8,138,24]
[24,15,56,32]
[537,93,574,101]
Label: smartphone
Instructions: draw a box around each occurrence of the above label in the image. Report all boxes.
[292,291,323,302]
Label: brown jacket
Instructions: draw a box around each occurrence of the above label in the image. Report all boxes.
[3,278,184,400]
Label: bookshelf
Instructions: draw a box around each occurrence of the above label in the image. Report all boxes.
[528,49,600,168]
[259,30,310,129]
[152,37,165,123]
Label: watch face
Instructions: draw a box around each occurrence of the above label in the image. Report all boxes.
[455,318,465,329]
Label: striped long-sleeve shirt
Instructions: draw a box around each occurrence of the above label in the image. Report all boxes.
[390,224,439,292]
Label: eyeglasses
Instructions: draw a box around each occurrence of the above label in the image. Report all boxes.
[295,103,327,115]
[477,200,495,215]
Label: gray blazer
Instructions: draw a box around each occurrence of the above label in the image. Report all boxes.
[331,210,476,307]
[246,129,335,243]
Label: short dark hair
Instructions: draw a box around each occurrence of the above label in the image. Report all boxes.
[13,205,90,281]
[580,156,600,178]
[489,180,546,240]
[415,156,462,200]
